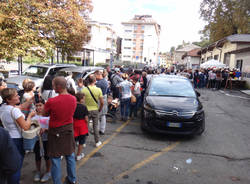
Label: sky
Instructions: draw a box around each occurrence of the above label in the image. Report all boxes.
[90,0,206,52]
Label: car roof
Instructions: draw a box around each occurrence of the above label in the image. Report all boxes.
[59,66,104,73]
[29,64,77,68]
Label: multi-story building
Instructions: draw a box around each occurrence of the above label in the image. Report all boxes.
[121,15,161,66]
[174,44,201,67]
[74,20,117,65]
[182,48,201,70]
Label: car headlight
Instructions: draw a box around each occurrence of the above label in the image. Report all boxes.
[194,110,204,121]
[144,103,153,111]
[143,103,155,118]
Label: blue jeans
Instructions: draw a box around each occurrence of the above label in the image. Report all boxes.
[8,138,24,184]
[130,95,141,117]
[51,152,76,184]
[120,98,130,119]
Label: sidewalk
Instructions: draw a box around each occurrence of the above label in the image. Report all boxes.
[241,90,250,96]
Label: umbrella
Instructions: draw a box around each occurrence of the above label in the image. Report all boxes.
[200,59,226,69]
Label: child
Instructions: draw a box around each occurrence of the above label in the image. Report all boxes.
[32,97,51,182]
[77,78,85,92]
[21,80,36,118]
[73,92,89,161]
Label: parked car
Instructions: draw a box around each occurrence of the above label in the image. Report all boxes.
[8,70,19,77]
[141,75,205,136]
[57,66,104,85]
[6,64,76,90]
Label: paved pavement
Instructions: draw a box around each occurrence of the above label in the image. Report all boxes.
[19,88,250,184]
[241,90,250,95]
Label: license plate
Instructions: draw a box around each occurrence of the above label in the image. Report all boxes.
[167,122,182,128]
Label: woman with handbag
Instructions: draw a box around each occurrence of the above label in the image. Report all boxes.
[0,88,35,184]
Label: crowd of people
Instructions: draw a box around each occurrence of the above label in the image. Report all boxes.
[0,65,242,184]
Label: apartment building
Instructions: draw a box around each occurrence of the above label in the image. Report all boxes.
[121,15,161,66]
[74,20,117,65]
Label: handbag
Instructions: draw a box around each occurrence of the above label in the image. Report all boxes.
[10,108,40,150]
[131,95,136,103]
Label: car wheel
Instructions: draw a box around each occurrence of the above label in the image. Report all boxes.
[197,120,205,135]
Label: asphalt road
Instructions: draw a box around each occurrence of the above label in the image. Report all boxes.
[20,88,250,184]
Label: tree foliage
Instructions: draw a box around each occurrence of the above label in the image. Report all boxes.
[200,0,250,42]
[0,0,92,59]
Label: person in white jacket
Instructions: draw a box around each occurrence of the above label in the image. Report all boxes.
[65,72,77,94]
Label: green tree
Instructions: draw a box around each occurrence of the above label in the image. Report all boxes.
[0,0,92,59]
[200,0,250,42]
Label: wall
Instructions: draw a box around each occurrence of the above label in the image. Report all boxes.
[234,52,250,88]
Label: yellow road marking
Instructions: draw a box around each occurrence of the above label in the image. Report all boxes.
[76,120,130,170]
[106,142,180,184]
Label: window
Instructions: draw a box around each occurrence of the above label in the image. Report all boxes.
[23,66,48,78]
[207,56,212,61]
[214,55,218,60]
[123,55,131,58]
[149,78,195,97]
[125,30,132,32]
[236,60,243,71]
[124,47,131,49]
[124,39,132,41]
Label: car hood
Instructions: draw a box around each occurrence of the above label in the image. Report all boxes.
[6,76,44,89]
[145,96,200,112]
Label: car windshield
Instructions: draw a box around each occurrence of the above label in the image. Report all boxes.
[23,66,48,78]
[148,78,196,97]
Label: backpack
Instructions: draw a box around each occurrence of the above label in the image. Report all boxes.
[110,74,117,89]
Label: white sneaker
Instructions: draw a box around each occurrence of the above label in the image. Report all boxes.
[34,172,41,182]
[95,141,102,147]
[40,172,51,183]
[76,153,85,161]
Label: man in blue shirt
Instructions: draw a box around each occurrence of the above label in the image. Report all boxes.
[95,70,109,135]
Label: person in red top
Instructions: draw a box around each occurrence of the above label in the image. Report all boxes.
[43,76,77,184]
[73,92,88,161]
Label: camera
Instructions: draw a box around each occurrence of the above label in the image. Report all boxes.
[34,91,39,103]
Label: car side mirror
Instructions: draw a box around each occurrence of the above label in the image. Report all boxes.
[196,91,200,97]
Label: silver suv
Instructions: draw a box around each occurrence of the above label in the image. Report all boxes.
[6,64,76,90]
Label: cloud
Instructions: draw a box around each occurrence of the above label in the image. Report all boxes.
[90,0,206,51]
